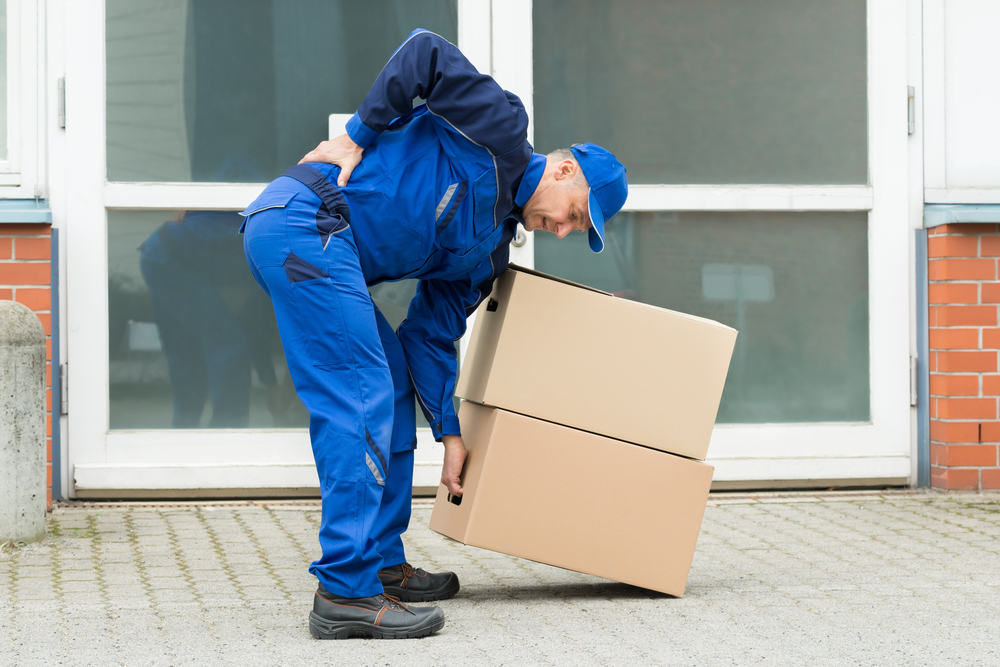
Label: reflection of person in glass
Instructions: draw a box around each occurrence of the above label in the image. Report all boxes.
[140,210,286,428]
[242,30,628,638]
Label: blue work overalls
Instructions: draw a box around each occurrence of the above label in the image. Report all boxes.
[241,30,538,597]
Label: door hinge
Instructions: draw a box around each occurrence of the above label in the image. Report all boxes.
[910,356,918,406]
[60,363,68,414]
[907,86,915,135]
[58,77,66,128]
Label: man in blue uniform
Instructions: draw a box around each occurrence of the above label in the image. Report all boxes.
[241,29,627,640]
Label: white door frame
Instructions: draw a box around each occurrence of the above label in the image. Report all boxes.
[493,0,912,485]
[66,0,492,496]
[66,0,913,495]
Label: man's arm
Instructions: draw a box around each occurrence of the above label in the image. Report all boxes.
[398,277,476,441]
[397,239,509,496]
[349,29,526,156]
[301,29,528,184]
[397,278,476,497]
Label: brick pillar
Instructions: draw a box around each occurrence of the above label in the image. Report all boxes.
[0,223,54,507]
[928,223,1000,490]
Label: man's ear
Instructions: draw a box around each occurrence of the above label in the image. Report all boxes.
[554,159,576,181]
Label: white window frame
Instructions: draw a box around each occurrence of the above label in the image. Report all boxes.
[493,0,911,486]
[67,0,491,496]
[0,0,41,195]
[923,0,1000,204]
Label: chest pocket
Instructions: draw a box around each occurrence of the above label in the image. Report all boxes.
[471,170,498,236]
[435,181,468,234]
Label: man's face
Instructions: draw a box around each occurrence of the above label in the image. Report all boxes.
[521,160,592,239]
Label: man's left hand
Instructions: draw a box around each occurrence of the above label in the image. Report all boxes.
[441,434,468,497]
[299,134,364,187]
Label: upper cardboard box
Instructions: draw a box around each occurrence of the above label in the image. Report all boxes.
[456,265,737,461]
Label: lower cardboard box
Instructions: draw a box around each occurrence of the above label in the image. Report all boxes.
[430,402,714,597]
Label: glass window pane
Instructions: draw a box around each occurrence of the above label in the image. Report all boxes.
[109,210,309,428]
[533,0,868,185]
[534,212,870,423]
[0,0,7,161]
[108,211,434,430]
[106,0,457,183]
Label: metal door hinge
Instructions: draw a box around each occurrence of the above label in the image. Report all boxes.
[910,356,918,406]
[58,78,66,129]
[60,363,68,414]
[907,86,915,135]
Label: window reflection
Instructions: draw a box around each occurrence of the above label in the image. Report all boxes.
[109,210,306,429]
[138,211,293,427]
[109,211,434,430]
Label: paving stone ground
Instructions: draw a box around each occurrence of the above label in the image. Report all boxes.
[1,490,999,666]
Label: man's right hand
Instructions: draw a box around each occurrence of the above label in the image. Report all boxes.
[441,434,467,497]
[298,134,364,187]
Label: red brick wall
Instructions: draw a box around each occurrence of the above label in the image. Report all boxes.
[928,223,1000,490]
[0,223,54,508]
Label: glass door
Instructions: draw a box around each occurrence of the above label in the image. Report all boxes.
[67,0,489,496]
[66,0,911,496]
[492,0,912,486]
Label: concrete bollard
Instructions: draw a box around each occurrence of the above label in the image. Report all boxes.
[0,300,47,544]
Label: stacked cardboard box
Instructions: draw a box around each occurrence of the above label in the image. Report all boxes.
[430,266,737,596]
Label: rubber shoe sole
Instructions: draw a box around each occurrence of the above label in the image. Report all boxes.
[308,611,445,640]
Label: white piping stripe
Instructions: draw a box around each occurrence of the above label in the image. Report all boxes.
[405,364,435,423]
[435,184,458,220]
[374,30,436,87]
[365,453,385,487]
[239,203,287,217]
[586,186,605,253]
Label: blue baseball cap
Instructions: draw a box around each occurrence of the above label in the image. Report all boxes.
[570,143,628,253]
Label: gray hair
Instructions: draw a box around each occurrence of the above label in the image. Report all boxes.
[546,148,589,190]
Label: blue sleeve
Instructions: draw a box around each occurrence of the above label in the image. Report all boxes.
[346,29,528,157]
[397,279,474,440]
[397,239,511,441]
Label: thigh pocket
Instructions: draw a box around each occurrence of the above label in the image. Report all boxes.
[289,277,356,368]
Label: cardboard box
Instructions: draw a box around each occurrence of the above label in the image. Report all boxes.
[430,402,714,597]
[456,266,737,461]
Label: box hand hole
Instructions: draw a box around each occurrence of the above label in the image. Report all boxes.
[486,299,499,312]
[447,493,462,506]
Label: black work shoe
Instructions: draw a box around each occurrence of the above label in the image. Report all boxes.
[309,583,445,640]
[378,563,460,602]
